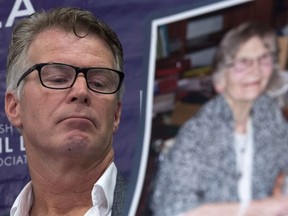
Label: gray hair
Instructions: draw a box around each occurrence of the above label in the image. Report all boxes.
[6,7,124,100]
[212,22,278,85]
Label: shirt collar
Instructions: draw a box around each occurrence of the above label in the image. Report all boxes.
[10,162,117,216]
[10,182,33,216]
[91,162,117,215]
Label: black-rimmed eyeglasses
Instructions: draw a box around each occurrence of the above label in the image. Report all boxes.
[16,62,124,94]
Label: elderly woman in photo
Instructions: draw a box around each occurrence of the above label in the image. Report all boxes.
[150,22,288,216]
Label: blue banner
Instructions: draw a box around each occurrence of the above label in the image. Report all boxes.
[0,0,231,215]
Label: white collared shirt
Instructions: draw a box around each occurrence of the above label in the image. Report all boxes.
[10,162,117,216]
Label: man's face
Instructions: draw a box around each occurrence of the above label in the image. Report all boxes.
[5,29,122,165]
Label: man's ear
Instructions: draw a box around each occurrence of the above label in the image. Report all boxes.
[5,92,21,128]
[113,102,122,133]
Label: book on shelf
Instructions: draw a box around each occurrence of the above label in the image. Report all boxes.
[153,92,176,116]
[155,57,191,78]
[154,75,179,95]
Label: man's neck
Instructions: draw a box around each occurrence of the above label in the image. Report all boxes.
[28,149,114,216]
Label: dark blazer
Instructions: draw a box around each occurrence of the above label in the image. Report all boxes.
[112,172,127,216]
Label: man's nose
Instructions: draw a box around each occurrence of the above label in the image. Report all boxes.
[73,74,88,89]
[69,74,91,104]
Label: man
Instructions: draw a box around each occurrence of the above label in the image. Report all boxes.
[5,7,127,216]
